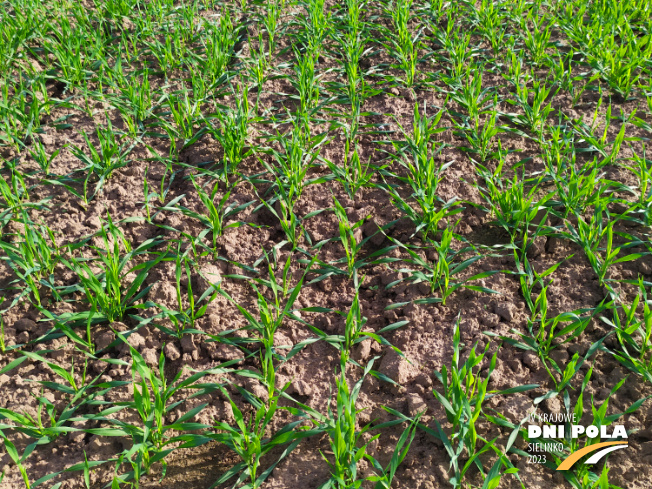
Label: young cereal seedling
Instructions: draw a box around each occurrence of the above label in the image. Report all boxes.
[69,117,136,203]
[322,273,407,370]
[473,150,551,239]
[504,79,558,139]
[332,196,368,279]
[324,139,378,201]
[601,280,652,383]
[247,32,271,97]
[0,211,61,305]
[386,102,463,242]
[62,215,162,324]
[559,206,643,291]
[283,360,422,489]
[29,139,60,176]
[290,45,322,132]
[209,381,304,489]
[155,248,221,337]
[206,85,252,184]
[627,145,652,225]
[163,90,203,150]
[433,315,537,488]
[161,174,254,255]
[219,254,316,399]
[381,0,422,87]
[261,0,280,58]
[99,338,237,486]
[388,227,499,306]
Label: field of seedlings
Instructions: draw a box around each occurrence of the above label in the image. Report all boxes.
[2,0,652,487]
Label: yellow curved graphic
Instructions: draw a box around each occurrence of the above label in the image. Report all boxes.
[556,441,628,471]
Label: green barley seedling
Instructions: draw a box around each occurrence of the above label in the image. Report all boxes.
[147,31,186,76]
[505,284,595,361]
[388,228,499,305]
[512,232,565,313]
[0,431,31,488]
[104,339,234,485]
[0,318,6,354]
[260,190,306,250]
[285,360,422,488]
[262,0,280,57]
[548,50,597,107]
[247,32,270,94]
[327,275,408,372]
[506,79,558,138]
[304,0,329,53]
[560,206,643,289]
[461,109,502,162]
[163,175,253,254]
[290,46,321,130]
[69,117,134,203]
[202,9,240,86]
[0,211,60,304]
[628,145,652,225]
[590,31,652,100]
[340,281,366,367]
[473,149,550,237]
[29,139,60,176]
[262,124,324,208]
[45,26,97,88]
[382,0,421,87]
[18,349,92,395]
[111,69,155,125]
[35,305,96,354]
[0,365,106,444]
[189,63,209,105]
[365,415,422,489]
[320,368,376,488]
[63,215,161,323]
[324,138,378,201]
[503,50,532,90]
[218,257,313,398]
[207,85,252,183]
[387,102,463,241]
[0,82,45,150]
[161,248,219,334]
[476,0,508,57]
[177,0,201,43]
[332,196,369,279]
[432,316,501,486]
[0,173,26,227]
[164,91,203,149]
[601,279,652,383]
[209,382,301,489]
[542,125,616,219]
[331,0,376,109]
[2,157,30,205]
[437,30,476,83]
[448,67,496,125]
[520,12,553,66]
[568,101,630,168]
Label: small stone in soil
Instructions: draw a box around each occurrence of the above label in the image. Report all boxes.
[406,393,427,416]
[164,342,181,361]
[14,318,37,332]
[494,302,516,322]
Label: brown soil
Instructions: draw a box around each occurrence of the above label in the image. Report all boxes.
[2,1,652,488]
